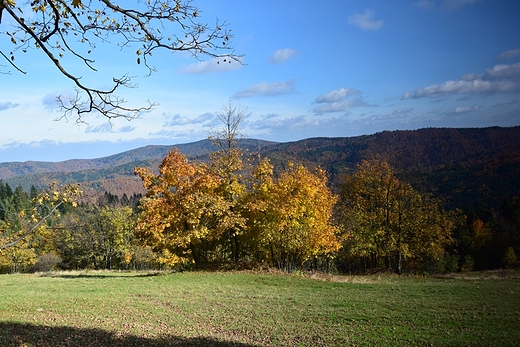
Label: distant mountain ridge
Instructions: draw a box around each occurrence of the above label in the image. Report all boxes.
[0,141,204,178]
[2,127,519,210]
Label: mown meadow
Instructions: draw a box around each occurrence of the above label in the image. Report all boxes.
[1,270,519,346]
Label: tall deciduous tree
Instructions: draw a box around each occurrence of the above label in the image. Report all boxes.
[207,101,248,261]
[1,0,241,121]
[248,160,340,271]
[134,148,226,266]
[338,158,455,274]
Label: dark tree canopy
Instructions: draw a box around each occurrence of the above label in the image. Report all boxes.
[0,0,241,121]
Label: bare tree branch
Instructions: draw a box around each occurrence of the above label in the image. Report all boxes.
[0,201,63,250]
[0,0,243,122]
[0,49,26,73]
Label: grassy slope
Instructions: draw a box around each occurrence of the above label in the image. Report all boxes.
[0,271,519,346]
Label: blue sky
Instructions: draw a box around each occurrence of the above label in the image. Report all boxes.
[1,0,520,162]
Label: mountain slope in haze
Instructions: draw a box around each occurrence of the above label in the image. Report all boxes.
[1,127,519,210]
[0,139,276,178]
[0,139,277,198]
[0,141,203,179]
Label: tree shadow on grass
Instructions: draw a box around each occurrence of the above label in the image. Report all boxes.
[39,272,164,280]
[0,322,259,347]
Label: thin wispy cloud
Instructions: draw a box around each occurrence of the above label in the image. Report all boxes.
[0,102,20,111]
[356,110,411,126]
[249,114,331,134]
[163,113,214,126]
[233,80,296,98]
[85,123,135,133]
[416,0,478,10]
[314,88,360,103]
[414,0,436,9]
[443,0,478,9]
[313,88,367,114]
[118,126,135,133]
[402,62,520,99]
[348,10,383,31]
[499,49,520,61]
[492,99,518,107]
[269,48,299,64]
[179,57,242,74]
[149,128,206,139]
[446,105,481,114]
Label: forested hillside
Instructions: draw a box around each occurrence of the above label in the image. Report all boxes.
[2,126,520,274]
[263,126,520,209]
[1,126,519,209]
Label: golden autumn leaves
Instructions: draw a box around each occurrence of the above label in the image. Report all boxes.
[247,159,340,271]
[134,149,340,269]
[134,149,226,265]
[0,182,82,251]
[133,146,457,273]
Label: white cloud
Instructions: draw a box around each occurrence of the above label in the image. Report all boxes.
[402,62,520,99]
[348,10,383,31]
[85,123,135,133]
[446,105,481,113]
[233,80,296,98]
[163,112,214,126]
[499,49,520,61]
[314,88,360,103]
[484,63,520,79]
[313,87,367,114]
[269,48,299,64]
[313,100,359,114]
[179,57,242,74]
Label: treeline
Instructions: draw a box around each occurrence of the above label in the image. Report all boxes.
[0,182,149,273]
[1,110,519,274]
[1,162,519,274]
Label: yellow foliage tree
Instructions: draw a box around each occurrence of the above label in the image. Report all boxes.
[248,160,340,271]
[135,148,226,266]
[338,158,455,274]
[207,102,249,261]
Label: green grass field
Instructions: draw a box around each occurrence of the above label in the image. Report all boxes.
[0,270,519,346]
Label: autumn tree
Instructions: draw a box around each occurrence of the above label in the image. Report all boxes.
[53,202,135,270]
[0,183,81,272]
[247,159,340,271]
[337,158,455,274]
[0,182,81,250]
[134,148,226,267]
[1,0,241,121]
[207,101,248,261]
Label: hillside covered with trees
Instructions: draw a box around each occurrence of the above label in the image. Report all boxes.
[2,126,519,210]
[1,125,519,274]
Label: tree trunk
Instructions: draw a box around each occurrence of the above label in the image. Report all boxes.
[397,251,402,275]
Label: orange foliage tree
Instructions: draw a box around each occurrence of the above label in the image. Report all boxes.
[134,149,227,266]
